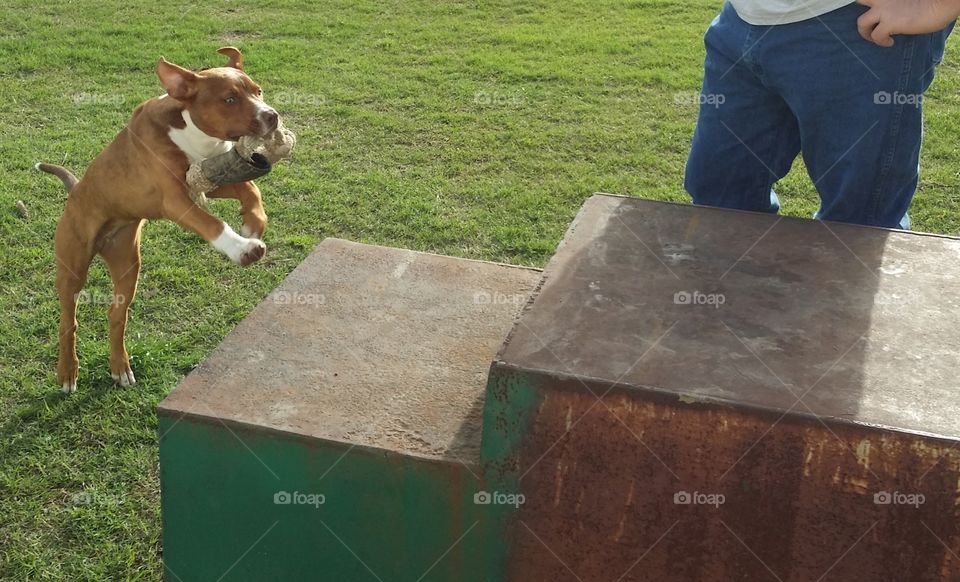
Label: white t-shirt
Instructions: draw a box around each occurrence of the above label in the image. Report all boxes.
[728,0,855,25]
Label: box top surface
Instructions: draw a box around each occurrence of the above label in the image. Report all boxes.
[498,194,960,439]
[159,238,540,462]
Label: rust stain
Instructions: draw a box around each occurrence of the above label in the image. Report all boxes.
[552,460,565,508]
[613,480,636,542]
[505,377,960,582]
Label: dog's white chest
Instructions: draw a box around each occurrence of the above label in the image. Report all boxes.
[168,110,233,164]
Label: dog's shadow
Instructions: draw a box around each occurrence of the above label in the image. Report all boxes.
[0,341,193,489]
[0,376,122,480]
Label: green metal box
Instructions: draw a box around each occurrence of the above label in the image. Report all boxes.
[158,239,539,581]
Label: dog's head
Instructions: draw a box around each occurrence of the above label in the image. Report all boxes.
[156,47,278,141]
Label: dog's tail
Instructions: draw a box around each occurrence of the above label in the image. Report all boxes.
[35,163,79,193]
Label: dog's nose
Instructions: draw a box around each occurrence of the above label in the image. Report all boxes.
[262,109,279,132]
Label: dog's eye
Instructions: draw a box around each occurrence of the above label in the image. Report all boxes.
[224,96,238,105]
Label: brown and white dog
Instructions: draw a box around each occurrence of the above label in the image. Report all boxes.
[37,47,278,393]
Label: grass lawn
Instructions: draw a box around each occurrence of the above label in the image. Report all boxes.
[1,0,960,579]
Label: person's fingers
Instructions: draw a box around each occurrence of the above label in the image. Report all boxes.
[857,8,882,43]
[871,21,896,47]
[855,0,875,6]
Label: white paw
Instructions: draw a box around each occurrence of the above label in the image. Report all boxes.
[111,367,137,387]
[212,223,265,266]
[61,380,77,394]
[236,238,265,266]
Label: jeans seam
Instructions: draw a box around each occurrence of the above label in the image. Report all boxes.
[740,21,779,206]
[760,96,794,204]
[868,39,916,225]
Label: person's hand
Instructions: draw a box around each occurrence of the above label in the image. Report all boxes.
[857,0,960,47]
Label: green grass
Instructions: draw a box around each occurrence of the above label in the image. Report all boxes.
[1,0,960,579]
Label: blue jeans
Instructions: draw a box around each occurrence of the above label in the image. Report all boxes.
[685,2,954,229]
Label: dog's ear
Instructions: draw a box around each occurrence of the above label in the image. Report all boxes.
[156,57,198,101]
[216,47,244,70]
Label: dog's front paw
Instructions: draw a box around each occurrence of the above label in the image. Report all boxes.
[58,366,78,394]
[238,238,266,266]
[110,361,137,387]
[212,224,266,266]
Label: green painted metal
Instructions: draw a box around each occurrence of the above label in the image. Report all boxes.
[477,367,545,580]
[159,415,492,582]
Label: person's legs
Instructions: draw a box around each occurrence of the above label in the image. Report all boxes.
[685,3,802,214]
[765,3,954,229]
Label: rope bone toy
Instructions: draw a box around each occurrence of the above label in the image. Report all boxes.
[185,120,296,200]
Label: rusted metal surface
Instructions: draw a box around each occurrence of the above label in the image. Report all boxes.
[488,195,960,581]
[159,238,541,463]
[495,371,960,581]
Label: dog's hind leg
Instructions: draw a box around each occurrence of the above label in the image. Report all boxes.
[99,220,143,387]
[55,217,95,394]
